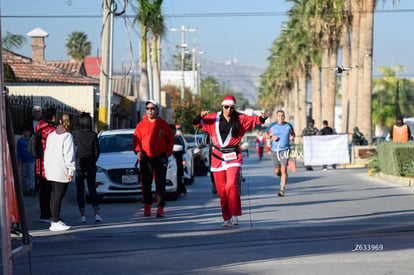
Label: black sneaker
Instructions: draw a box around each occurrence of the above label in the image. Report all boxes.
[278,190,285,197]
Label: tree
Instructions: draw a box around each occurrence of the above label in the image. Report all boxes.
[133,0,151,101]
[147,0,165,103]
[357,0,375,143]
[2,31,27,51]
[372,65,414,131]
[65,31,91,61]
[172,51,193,71]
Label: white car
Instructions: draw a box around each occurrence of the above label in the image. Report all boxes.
[94,129,178,200]
[184,133,210,176]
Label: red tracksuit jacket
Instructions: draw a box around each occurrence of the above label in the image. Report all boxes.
[133,115,174,159]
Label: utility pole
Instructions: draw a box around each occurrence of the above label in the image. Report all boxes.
[169,25,197,103]
[99,0,114,130]
[192,48,204,96]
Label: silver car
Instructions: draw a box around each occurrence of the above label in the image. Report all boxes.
[95,129,178,200]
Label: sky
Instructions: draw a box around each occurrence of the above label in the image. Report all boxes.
[1,0,414,78]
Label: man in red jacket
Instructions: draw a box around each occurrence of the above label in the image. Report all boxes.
[35,107,57,223]
[133,100,174,218]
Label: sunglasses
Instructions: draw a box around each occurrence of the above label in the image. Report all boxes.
[223,105,234,110]
[146,107,156,110]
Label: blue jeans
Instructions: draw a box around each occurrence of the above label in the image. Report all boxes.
[75,170,99,212]
[20,162,35,192]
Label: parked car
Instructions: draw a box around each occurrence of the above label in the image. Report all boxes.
[94,129,178,200]
[184,133,210,176]
[175,130,195,184]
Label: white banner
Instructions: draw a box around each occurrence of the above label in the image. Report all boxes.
[303,134,350,166]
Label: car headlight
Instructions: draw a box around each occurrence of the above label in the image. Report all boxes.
[96,166,106,173]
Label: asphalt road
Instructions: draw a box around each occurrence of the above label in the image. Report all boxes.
[9,151,414,275]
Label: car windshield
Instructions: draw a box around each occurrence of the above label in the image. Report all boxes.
[184,135,193,143]
[99,134,134,153]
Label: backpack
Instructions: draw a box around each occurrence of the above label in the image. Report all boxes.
[28,131,43,159]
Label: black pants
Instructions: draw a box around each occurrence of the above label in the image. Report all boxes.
[75,169,99,212]
[173,151,187,193]
[50,181,69,222]
[38,177,52,219]
[140,154,168,207]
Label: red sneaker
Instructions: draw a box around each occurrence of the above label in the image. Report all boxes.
[144,204,151,216]
[156,206,164,218]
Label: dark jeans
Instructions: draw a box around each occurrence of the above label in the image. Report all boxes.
[140,154,168,208]
[50,181,69,222]
[38,177,52,219]
[75,170,99,212]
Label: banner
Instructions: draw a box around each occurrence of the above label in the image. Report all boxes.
[303,134,350,166]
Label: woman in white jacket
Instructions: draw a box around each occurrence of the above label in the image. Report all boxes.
[44,113,75,231]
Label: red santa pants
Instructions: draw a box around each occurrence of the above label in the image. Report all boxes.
[213,166,241,221]
[256,146,264,159]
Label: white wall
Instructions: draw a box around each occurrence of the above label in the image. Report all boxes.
[7,84,96,120]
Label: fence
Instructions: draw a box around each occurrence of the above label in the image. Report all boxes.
[8,94,81,135]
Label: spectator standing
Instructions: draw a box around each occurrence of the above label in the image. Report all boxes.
[266,110,295,197]
[169,124,187,195]
[44,113,76,231]
[193,95,268,227]
[302,119,319,171]
[73,113,103,223]
[133,100,174,218]
[255,131,265,160]
[319,120,337,170]
[31,105,42,133]
[35,107,57,223]
[17,123,35,196]
[390,116,411,142]
[352,127,368,145]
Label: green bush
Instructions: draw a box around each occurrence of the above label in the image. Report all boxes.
[375,142,414,177]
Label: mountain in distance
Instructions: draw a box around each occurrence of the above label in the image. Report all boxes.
[161,57,265,105]
[200,58,265,105]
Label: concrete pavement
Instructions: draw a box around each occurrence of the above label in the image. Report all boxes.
[8,153,414,274]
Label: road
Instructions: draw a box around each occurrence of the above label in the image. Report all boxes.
[9,151,414,275]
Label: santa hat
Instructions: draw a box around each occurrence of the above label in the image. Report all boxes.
[221,95,236,106]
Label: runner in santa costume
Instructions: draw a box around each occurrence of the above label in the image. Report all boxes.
[193,95,269,227]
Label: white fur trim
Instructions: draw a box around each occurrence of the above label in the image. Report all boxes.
[222,99,236,106]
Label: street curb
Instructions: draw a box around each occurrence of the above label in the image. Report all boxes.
[374,172,414,188]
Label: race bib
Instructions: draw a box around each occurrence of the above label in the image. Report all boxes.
[222,152,237,162]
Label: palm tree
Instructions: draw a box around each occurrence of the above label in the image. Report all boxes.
[347,0,361,134]
[147,0,165,104]
[65,31,91,61]
[339,0,353,134]
[286,0,312,134]
[2,31,27,51]
[133,0,151,101]
[357,0,375,143]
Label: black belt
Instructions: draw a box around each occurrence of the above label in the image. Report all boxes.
[212,145,240,161]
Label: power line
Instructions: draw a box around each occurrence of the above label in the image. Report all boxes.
[3,8,414,19]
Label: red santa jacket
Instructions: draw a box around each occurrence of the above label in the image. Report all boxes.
[133,114,174,159]
[35,120,56,178]
[196,112,264,172]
